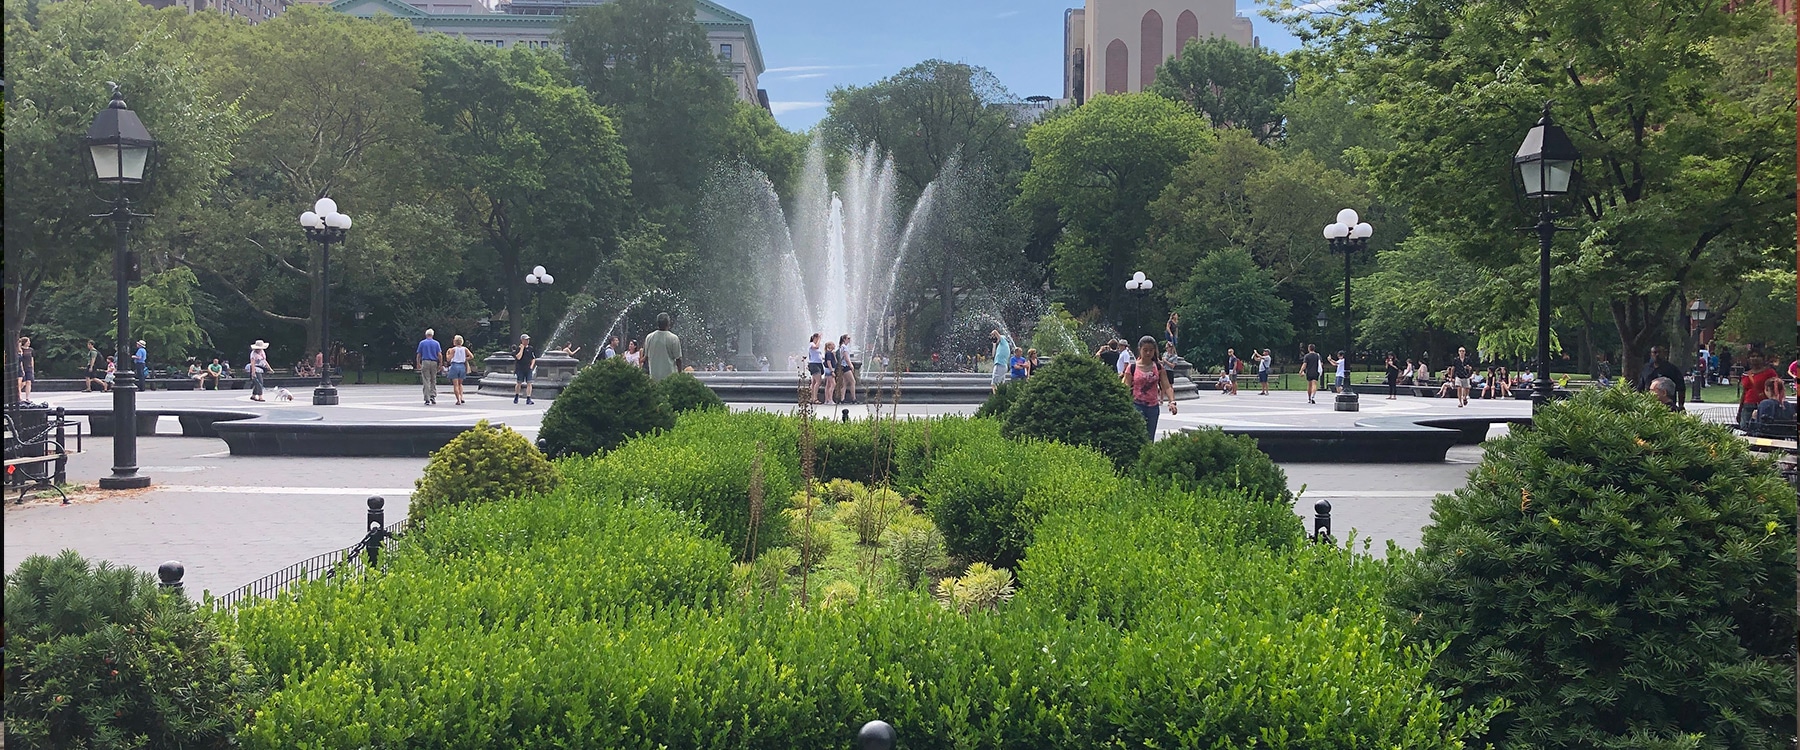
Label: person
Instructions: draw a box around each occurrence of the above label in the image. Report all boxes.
[1736,349,1776,431]
[1451,347,1476,407]
[1495,366,1511,398]
[188,359,207,388]
[1255,349,1272,395]
[416,329,444,406]
[1122,336,1178,441]
[81,340,105,393]
[1022,348,1039,379]
[15,337,35,403]
[554,343,581,357]
[446,334,473,406]
[603,336,620,360]
[1115,339,1135,375]
[1692,348,1710,402]
[989,330,1013,394]
[133,339,149,392]
[1221,348,1240,395]
[512,334,538,404]
[247,340,270,401]
[1329,350,1347,394]
[643,312,683,381]
[104,356,117,390]
[1718,348,1733,385]
[1384,354,1400,400]
[1399,358,1417,387]
[1753,370,1793,431]
[821,340,839,406]
[1097,341,1122,371]
[1165,312,1180,349]
[1302,344,1322,404]
[1595,353,1613,388]
[1634,346,1685,409]
[624,340,643,369]
[806,333,825,403]
[1009,348,1028,382]
[206,358,224,390]
[837,334,858,404]
[1708,348,1720,386]
[1650,377,1681,411]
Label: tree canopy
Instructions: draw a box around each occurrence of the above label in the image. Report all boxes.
[1150,36,1290,141]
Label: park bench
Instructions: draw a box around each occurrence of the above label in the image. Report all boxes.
[4,407,83,504]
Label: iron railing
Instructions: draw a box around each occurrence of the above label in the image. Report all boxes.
[213,516,408,609]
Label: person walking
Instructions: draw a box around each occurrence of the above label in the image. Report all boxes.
[602,336,620,360]
[1450,347,1476,407]
[15,337,35,404]
[247,340,270,401]
[1734,348,1774,431]
[103,356,117,390]
[821,340,839,406]
[1123,336,1178,441]
[1222,348,1240,395]
[82,340,105,393]
[837,334,858,404]
[1115,338,1135,375]
[643,313,683,381]
[1302,344,1322,404]
[513,334,538,404]
[133,339,149,392]
[1165,312,1180,350]
[416,329,444,406]
[989,330,1013,394]
[446,334,473,405]
[1384,354,1400,399]
[806,333,825,403]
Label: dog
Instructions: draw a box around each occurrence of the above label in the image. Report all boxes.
[273,387,295,402]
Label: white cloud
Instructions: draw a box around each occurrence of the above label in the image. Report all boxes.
[779,72,829,80]
[769,101,827,115]
[1291,0,1345,12]
[765,64,843,73]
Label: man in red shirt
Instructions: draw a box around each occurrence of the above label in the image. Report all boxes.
[1737,349,1776,431]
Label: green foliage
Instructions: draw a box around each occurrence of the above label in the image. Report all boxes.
[1131,426,1292,503]
[973,377,1025,419]
[883,514,949,590]
[123,268,210,364]
[5,551,265,749]
[1150,36,1291,140]
[1028,302,1084,357]
[412,420,558,526]
[1170,248,1294,363]
[1000,354,1145,467]
[537,357,673,457]
[922,434,1116,567]
[835,484,906,545]
[1388,387,1798,748]
[657,371,724,413]
[934,562,1016,615]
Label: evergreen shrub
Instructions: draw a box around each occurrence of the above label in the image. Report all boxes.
[1000,354,1145,466]
[1130,426,1291,503]
[537,357,673,457]
[922,437,1116,567]
[658,372,724,413]
[974,378,1026,419]
[5,551,266,749]
[1388,387,1798,749]
[411,420,558,526]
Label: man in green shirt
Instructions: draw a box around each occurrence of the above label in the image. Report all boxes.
[643,313,683,381]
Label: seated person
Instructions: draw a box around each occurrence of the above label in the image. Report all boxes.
[1649,377,1681,411]
[1436,370,1458,398]
[1495,367,1511,397]
[1470,371,1487,398]
[1750,376,1794,433]
[205,358,224,388]
[188,360,207,385]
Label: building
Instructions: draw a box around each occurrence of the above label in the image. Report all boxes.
[1064,0,1255,103]
[141,0,287,23]
[328,0,767,106]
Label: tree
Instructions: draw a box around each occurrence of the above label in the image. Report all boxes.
[1149,36,1291,141]
[422,38,632,345]
[1275,0,1796,381]
[1017,93,1213,318]
[3,0,243,362]
[1171,248,1293,362]
[121,268,210,364]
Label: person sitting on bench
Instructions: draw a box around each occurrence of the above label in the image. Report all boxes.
[205,358,224,389]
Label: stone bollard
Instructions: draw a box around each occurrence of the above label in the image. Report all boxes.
[365,496,386,567]
[157,560,185,590]
[857,720,895,750]
[1312,499,1333,543]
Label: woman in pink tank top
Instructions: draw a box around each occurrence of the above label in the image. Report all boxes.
[1122,335,1177,441]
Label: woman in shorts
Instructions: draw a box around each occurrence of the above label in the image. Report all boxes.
[445,334,474,405]
[806,333,825,404]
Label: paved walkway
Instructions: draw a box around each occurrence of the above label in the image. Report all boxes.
[7,385,1522,595]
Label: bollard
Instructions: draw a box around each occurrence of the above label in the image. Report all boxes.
[842,408,850,423]
[364,496,387,567]
[367,495,385,528]
[857,720,895,750]
[1312,499,1332,543]
[53,407,68,487]
[157,560,185,590]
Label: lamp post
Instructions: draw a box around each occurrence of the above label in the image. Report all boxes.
[1324,211,1372,406]
[1513,101,1580,412]
[1125,271,1153,332]
[86,84,155,490]
[524,265,554,342]
[299,198,351,406]
[1688,299,1709,402]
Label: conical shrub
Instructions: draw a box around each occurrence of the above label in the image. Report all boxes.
[1000,354,1145,467]
[538,357,673,457]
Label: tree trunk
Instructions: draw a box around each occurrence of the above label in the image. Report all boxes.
[1610,293,1671,384]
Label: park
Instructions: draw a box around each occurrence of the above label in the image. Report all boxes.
[4,0,1797,746]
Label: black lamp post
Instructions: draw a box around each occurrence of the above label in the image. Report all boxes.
[1513,101,1579,412]
[1688,298,1709,402]
[299,198,351,406]
[524,265,554,342]
[86,84,155,491]
[1125,271,1153,332]
[1323,209,1373,365]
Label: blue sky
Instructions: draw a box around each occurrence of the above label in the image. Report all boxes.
[723,0,1306,131]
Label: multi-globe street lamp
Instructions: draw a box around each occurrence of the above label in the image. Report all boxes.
[299,199,351,406]
[1324,211,1372,408]
[524,265,554,341]
[86,84,155,490]
[1512,101,1580,411]
[1125,271,1154,332]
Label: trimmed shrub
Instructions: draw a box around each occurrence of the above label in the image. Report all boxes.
[1000,354,1145,467]
[5,551,266,749]
[1130,426,1291,503]
[934,562,1016,614]
[883,514,948,589]
[659,372,724,413]
[923,436,1116,567]
[411,420,558,526]
[538,357,673,457]
[1388,387,1798,749]
[974,378,1026,419]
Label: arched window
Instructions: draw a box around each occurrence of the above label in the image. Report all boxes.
[1176,10,1199,54]
[1140,10,1163,87]
[1104,38,1128,93]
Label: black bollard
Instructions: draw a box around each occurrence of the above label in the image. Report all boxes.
[857,720,895,750]
[365,496,387,567]
[842,408,850,423]
[1312,499,1332,543]
[157,560,184,590]
[367,495,385,528]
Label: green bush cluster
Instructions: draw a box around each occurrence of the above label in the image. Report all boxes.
[1131,426,1292,503]
[537,357,673,457]
[658,372,725,413]
[1388,387,1798,749]
[921,434,1116,567]
[1000,354,1146,466]
[973,378,1025,419]
[5,551,266,749]
[411,421,558,526]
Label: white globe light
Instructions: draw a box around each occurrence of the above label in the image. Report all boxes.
[339,215,352,229]
[299,211,319,228]
[1322,224,1335,239]
[525,274,538,285]
[1336,208,1359,226]
[1352,222,1373,239]
[1133,271,1147,282]
[314,197,338,216]
[541,274,554,284]
[532,265,547,276]
[325,212,350,229]
[1141,279,1153,290]
[1325,223,1350,239]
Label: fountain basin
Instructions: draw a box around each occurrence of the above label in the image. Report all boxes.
[692,370,1199,404]
[476,351,582,399]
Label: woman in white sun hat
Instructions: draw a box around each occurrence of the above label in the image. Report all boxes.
[247,340,271,401]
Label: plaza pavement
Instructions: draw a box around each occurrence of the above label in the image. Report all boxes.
[7,384,1521,596]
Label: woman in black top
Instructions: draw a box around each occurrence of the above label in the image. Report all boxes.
[1384,354,1400,400]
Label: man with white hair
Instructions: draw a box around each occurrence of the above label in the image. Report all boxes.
[416,328,443,405]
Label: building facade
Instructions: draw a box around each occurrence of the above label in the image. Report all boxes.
[1064,0,1254,103]
[142,0,286,23]
[328,0,767,106]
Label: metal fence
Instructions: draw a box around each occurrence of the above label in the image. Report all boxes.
[213,515,408,610]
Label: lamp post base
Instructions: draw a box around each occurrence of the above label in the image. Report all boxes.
[313,387,340,406]
[1333,392,1360,412]
[98,474,152,490]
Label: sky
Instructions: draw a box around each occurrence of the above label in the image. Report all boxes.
[722,0,1307,131]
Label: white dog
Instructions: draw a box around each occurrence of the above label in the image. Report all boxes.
[273,387,295,402]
